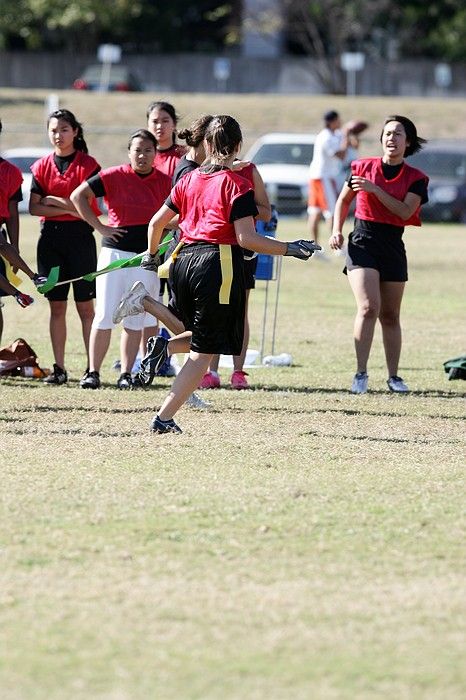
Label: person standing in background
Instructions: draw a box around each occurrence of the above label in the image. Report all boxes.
[71,129,171,390]
[308,110,349,256]
[29,109,101,385]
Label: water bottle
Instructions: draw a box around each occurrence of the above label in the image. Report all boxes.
[20,366,49,378]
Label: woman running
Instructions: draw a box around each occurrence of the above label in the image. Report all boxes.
[139,115,318,434]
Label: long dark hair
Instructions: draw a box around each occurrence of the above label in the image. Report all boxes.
[127,129,157,150]
[146,100,179,145]
[204,115,242,164]
[178,115,214,147]
[381,115,427,157]
[47,109,88,153]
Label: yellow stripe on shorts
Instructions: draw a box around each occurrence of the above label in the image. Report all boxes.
[219,245,233,305]
[158,241,184,279]
[0,255,22,287]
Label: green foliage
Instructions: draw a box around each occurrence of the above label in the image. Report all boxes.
[0,0,239,52]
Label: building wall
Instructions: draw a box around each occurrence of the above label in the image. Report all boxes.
[1,52,465,96]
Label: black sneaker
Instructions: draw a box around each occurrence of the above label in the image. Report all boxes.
[138,335,169,387]
[43,363,67,385]
[80,370,101,389]
[117,372,132,390]
[151,414,182,434]
[131,374,144,389]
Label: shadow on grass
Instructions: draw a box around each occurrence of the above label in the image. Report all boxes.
[252,383,465,400]
[303,429,464,446]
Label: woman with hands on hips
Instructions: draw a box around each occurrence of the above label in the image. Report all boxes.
[71,129,171,390]
[329,115,429,395]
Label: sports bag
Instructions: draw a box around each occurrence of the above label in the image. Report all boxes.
[0,338,48,377]
[443,355,466,381]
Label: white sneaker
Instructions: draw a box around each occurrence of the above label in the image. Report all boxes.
[387,375,409,393]
[112,281,148,324]
[351,371,369,394]
[186,392,211,409]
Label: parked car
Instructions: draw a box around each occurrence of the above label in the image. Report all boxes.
[245,133,315,216]
[408,141,466,222]
[72,64,142,92]
[1,147,50,212]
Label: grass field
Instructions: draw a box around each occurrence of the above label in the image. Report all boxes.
[0,214,465,699]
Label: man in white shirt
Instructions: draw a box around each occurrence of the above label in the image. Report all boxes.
[308,110,349,252]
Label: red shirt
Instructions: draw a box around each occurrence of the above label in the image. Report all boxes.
[154,144,187,177]
[352,157,428,227]
[0,158,23,219]
[171,168,253,245]
[31,151,101,222]
[99,164,172,227]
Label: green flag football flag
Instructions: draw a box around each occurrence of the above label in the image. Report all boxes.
[37,233,174,294]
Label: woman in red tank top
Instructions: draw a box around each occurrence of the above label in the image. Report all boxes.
[29,109,101,385]
[329,115,429,395]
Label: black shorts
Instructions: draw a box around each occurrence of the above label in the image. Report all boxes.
[0,228,9,297]
[37,220,97,302]
[345,227,408,282]
[169,242,245,355]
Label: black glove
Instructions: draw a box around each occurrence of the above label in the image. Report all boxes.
[140,251,161,272]
[32,274,48,288]
[285,240,322,260]
[15,291,34,308]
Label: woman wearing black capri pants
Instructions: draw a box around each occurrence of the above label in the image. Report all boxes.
[139,115,319,434]
[329,115,429,394]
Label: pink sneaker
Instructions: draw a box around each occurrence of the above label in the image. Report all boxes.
[198,371,221,389]
[230,370,250,390]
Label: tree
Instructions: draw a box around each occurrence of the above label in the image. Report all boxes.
[0,0,241,52]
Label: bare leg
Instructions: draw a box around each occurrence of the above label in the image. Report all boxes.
[142,297,185,335]
[120,327,141,374]
[49,300,67,368]
[141,324,158,358]
[0,307,3,345]
[158,352,213,420]
[75,300,94,367]
[347,268,381,373]
[233,290,250,372]
[379,281,405,377]
[308,210,321,244]
[88,327,112,373]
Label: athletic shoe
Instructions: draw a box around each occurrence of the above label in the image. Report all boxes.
[230,370,250,390]
[351,371,368,394]
[138,335,169,387]
[186,392,211,409]
[131,374,144,389]
[112,281,147,324]
[198,371,221,389]
[80,370,101,389]
[43,363,67,385]
[150,415,182,434]
[117,372,132,390]
[155,328,173,377]
[387,375,409,393]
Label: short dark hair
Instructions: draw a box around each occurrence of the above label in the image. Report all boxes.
[381,115,427,157]
[324,110,339,124]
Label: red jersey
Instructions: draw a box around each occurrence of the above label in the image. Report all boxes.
[0,158,23,219]
[237,162,255,187]
[99,164,172,227]
[171,168,253,245]
[154,144,187,177]
[352,157,428,227]
[31,151,101,222]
